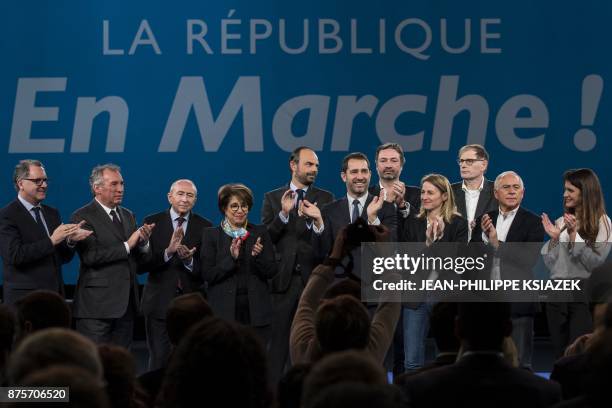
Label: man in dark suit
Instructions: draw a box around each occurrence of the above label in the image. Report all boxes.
[451,144,498,239]
[471,171,545,369]
[398,302,561,408]
[261,146,334,382]
[71,164,154,348]
[368,143,420,376]
[140,179,212,370]
[309,152,397,279]
[0,160,90,305]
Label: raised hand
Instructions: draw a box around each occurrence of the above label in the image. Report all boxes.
[366,189,385,223]
[481,214,499,248]
[138,223,156,243]
[300,200,323,226]
[280,189,295,218]
[177,245,196,262]
[435,215,445,240]
[391,181,406,206]
[50,223,81,245]
[67,221,93,243]
[541,213,561,241]
[251,236,263,257]
[230,238,242,259]
[166,227,184,257]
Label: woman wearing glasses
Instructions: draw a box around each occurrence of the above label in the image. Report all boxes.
[201,183,278,343]
[541,168,611,358]
[401,174,469,372]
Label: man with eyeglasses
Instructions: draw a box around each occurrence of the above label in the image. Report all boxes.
[471,171,545,370]
[261,146,334,382]
[0,160,91,305]
[139,179,212,370]
[451,144,498,240]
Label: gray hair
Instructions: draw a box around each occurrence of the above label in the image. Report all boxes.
[7,328,103,384]
[494,171,524,191]
[169,179,198,196]
[13,160,44,192]
[89,163,121,192]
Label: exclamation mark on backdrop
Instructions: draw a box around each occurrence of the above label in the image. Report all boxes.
[574,74,603,152]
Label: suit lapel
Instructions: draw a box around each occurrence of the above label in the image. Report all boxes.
[14,199,48,239]
[456,188,467,218]
[183,212,199,246]
[118,207,131,240]
[335,197,351,225]
[362,194,374,220]
[417,217,428,241]
[92,200,126,242]
[505,207,525,242]
[474,181,492,219]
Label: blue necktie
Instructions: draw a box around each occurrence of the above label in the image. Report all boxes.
[296,189,305,210]
[32,207,48,236]
[351,199,360,223]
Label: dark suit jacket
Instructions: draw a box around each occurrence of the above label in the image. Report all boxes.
[471,207,545,314]
[71,200,150,319]
[452,179,498,221]
[0,198,74,305]
[201,224,278,326]
[261,185,334,293]
[139,210,212,318]
[315,194,397,279]
[399,353,561,408]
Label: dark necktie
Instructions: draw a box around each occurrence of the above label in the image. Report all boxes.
[176,216,186,228]
[32,207,48,236]
[109,209,125,238]
[296,189,305,210]
[351,199,360,223]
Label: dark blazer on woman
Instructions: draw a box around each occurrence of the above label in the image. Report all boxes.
[401,213,469,307]
[201,223,278,327]
[402,213,469,243]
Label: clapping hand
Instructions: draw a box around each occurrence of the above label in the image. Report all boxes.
[177,245,196,262]
[166,227,184,256]
[251,237,263,257]
[230,238,242,259]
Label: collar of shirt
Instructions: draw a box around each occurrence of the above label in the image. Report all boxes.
[17,194,39,213]
[289,182,309,194]
[462,176,485,193]
[346,192,368,210]
[498,206,519,220]
[170,207,190,224]
[95,198,119,220]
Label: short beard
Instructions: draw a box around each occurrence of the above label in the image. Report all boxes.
[296,173,315,186]
[379,172,398,181]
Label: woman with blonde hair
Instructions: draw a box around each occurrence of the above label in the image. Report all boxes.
[400,174,468,372]
[541,168,611,358]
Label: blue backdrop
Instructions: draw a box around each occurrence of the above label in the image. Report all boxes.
[1,1,610,283]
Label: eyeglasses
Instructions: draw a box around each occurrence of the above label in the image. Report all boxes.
[229,203,249,212]
[22,178,49,186]
[456,159,484,166]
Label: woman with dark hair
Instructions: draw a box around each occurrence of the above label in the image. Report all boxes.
[401,174,468,372]
[201,183,277,343]
[541,168,611,358]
